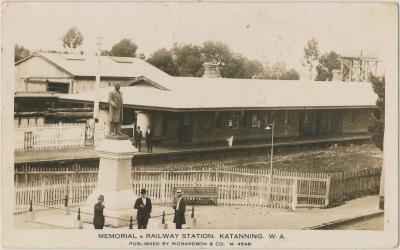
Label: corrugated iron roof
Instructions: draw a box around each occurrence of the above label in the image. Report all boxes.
[61,79,377,111]
[30,52,172,84]
[21,52,377,110]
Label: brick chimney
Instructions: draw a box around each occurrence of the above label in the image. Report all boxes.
[203,62,221,78]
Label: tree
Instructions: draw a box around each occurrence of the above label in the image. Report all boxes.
[262,62,300,80]
[110,39,138,57]
[316,51,341,81]
[15,44,30,62]
[100,50,111,56]
[280,68,300,80]
[62,27,83,50]
[201,41,232,65]
[147,41,297,80]
[302,39,320,80]
[147,48,177,75]
[368,75,385,150]
[172,43,203,77]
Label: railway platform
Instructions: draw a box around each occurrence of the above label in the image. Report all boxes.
[15,134,371,163]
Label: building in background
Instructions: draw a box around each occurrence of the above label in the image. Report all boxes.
[15,52,377,145]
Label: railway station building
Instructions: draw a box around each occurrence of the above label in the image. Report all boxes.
[15,52,377,145]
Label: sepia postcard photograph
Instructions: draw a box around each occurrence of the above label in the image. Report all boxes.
[1,1,398,249]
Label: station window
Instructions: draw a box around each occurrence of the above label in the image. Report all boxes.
[239,111,247,128]
[47,82,69,94]
[264,112,269,125]
[232,112,239,129]
[214,111,222,129]
[251,113,262,128]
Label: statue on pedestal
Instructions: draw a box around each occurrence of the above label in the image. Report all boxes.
[107,83,128,140]
[109,83,123,135]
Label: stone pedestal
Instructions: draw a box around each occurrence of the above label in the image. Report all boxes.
[81,139,138,227]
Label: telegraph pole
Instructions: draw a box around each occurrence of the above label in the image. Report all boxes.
[93,36,102,122]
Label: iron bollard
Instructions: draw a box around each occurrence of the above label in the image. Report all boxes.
[162,211,165,224]
[74,208,83,229]
[29,200,35,220]
[159,211,167,229]
[77,208,81,221]
[129,216,133,229]
[64,195,70,215]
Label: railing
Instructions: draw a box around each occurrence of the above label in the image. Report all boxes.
[15,123,106,151]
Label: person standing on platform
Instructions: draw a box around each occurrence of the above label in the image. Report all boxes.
[135,126,143,152]
[172,189,186,229]
[145,126,153,153]
[134,189,152,229]
[93,195,105,229]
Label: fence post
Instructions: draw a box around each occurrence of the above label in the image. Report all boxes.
[159,211,168,229]
[129,216,133,229]
[325,176,331,207]
[75,208,83,229]
[29,200,35,220]
[64,194,70,215]
[39,174,46,208]
[190,205,197,228]
[291,178,298,212]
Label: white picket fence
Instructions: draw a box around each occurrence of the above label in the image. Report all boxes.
[14,163,329,213]
[14,159,381,213]
[14,123,105,151]
[131,168,329,209]
[14,162,98,213]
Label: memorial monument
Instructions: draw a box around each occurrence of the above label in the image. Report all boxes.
[81,83,138,227]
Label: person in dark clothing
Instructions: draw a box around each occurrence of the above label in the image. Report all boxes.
[145,126,153,153]
[93,195,105,229]
[135,126,143,152]
[134,189,152,229]
[172,189,186,229]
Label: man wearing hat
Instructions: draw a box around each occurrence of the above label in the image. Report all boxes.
[108,83,123,136]
[134,188,152,229]
[173,189,186,229]
[93,195,105,229]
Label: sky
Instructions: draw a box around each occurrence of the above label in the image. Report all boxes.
[3,2,397,76]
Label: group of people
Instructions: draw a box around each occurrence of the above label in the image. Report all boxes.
[133,126,153,153]
[93,189,186,229]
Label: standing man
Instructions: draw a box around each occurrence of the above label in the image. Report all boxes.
[93,195,105,229]
[172,189,186,229]
[134,189,152,229]
[135,126,143,152]
[108,83,123,136]
[145,126,153,153]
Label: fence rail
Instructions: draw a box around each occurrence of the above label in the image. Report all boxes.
[14,160,381,213]
[14,123,105,151]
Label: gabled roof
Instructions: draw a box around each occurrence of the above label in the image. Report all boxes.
[61,79,378,111]
[17,52,377,111]
[16,52,172,84]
